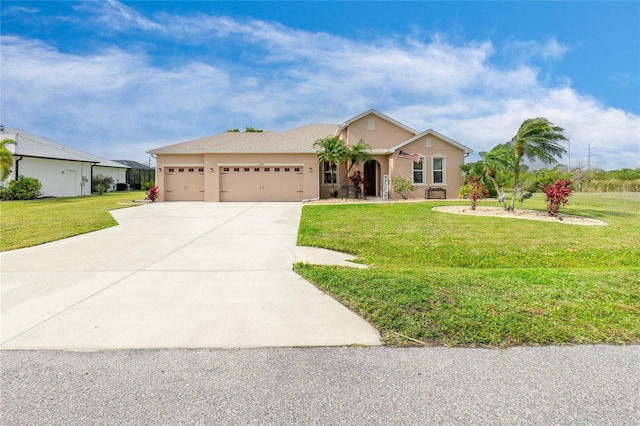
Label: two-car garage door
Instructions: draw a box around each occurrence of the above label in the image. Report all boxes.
[220,165,304,202]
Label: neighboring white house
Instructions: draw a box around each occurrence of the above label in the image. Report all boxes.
[0,126,129,197]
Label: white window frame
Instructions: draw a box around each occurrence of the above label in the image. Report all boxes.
[412,158,425,185]
[431,155,446,185]
[322,161,338,185]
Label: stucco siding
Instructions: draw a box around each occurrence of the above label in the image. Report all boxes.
[341,113,415,150]
[390,134,466,199]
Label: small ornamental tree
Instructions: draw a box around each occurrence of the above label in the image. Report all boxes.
[465,176,489,210]
[544,178,572,217]
[391,176,417,199]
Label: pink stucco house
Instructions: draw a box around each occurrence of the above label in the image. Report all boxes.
[147,109,473,202]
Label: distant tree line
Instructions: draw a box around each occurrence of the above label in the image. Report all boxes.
[493,166,640,193]
[226,127,263,132]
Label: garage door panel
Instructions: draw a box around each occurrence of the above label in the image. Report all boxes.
[220,166,303,202]
[165,167,204,201]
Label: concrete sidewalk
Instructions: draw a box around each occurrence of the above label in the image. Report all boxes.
[1,202,381,349]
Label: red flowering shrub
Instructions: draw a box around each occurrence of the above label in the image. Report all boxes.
[544,179,572,216]
[349,170,364,188]
[466,176,489,210]
[147,185,159,202]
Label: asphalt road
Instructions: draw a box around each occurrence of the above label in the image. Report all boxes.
[2,345,638,425]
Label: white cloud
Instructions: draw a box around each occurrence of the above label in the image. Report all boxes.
[1,5,638,170]
[72,0,164,32]
[503,38,569,61]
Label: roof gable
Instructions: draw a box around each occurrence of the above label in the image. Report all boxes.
[338,109,418,136]
[390,129,473,154]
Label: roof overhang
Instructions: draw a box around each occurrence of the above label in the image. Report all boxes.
[148,149,319,155]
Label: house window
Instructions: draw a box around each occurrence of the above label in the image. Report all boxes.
[188,168,194,172]
[432,157,445,184]
[284,167,290,172]
[322,161,337,185]
[412,158,425,184]
[264,168,270,172]
[223,167,229,172]
[234,167,240,172]
[254,168,260,172]
[294,167,301,172]
[178,168,184,172]
[198,168,204,173]
[367,118,376,130]
[168,168,175,173]
[244,168,250,172]
[274,167,280,172]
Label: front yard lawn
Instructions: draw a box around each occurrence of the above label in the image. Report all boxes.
[0,192,146,251]
[295,192,640,347]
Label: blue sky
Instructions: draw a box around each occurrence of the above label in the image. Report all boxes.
[1,1,639,170]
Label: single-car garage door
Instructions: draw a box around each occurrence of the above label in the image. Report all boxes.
[165,167,205,201]
[220,166,303,201]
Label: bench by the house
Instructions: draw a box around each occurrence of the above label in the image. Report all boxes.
[425,188,446,199]
[341,185,365,199]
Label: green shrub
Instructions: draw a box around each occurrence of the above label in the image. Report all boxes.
[391,177,417,199]
[141,180,155,191]
[0,176,42,200]
[92,174,114,195]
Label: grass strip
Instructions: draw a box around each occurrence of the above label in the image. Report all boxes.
[297,192,640,347]
[295,265,640,347]
[0,192,146,251]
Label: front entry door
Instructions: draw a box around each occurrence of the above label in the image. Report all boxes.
[364,160,378,196]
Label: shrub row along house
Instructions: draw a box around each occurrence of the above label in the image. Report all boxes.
[1,126,132,197]
[147,109,473,202]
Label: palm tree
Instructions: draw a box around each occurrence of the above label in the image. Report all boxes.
[507,118,567,210]
[345,139,371,174]
[339,139,372,187]
[313,136,349,196]
[0,138,16,181]
[479,143,516,203]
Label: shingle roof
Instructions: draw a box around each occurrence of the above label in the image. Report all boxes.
[148,124,339,155]
[1,126,129,168]
[113,160,154,169]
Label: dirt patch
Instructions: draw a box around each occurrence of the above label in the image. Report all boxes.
[432,205,607,226]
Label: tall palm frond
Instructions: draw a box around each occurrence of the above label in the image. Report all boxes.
[313,136,349,194]
[0,139,16,181]
[507,118,567,210]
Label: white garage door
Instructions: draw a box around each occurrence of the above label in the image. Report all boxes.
[165,167,205,201]
[220,166,303,202]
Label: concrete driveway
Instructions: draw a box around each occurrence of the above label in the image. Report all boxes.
[1,202,381,349]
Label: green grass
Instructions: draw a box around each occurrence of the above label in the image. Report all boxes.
[295,192,640,347]
[0,192,147,251]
